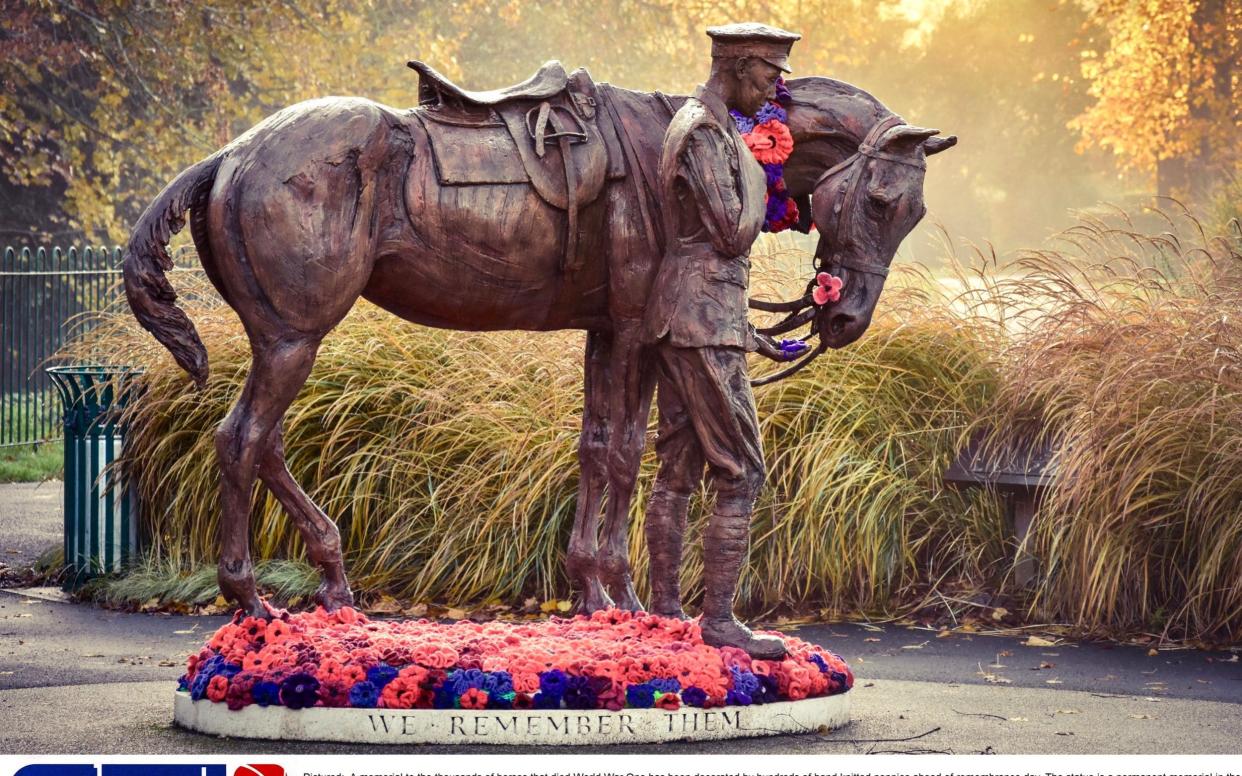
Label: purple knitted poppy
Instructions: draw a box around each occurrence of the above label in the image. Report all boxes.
[730,109,756,134]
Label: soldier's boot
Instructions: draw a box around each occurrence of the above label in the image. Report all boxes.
[700,514,787,660]
[644,487,691,620]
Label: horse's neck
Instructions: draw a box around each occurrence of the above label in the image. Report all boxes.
[782,78,897,199]
[620,79,894,200]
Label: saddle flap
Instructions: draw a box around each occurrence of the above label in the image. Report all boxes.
[408,59,569,107]
[419,115,529,184]
[496,101,606,210]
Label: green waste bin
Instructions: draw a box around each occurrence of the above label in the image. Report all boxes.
[46,365,143,588]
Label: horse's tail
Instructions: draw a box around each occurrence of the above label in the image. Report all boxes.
[123,153,223,390]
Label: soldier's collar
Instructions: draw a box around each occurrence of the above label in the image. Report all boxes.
[692,84,735,129]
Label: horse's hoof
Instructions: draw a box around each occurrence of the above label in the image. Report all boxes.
[575,584,616,614]
[701,617,788,660]
[602,576,643,612]
[314,582,356,612]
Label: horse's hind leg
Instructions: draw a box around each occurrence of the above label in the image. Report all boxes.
[260,422,353,610]
[215,337,322,617]
[567,330,613,613]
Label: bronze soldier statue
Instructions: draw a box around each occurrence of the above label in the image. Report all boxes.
[642,23,802,659]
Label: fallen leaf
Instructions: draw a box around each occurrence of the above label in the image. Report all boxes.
[1147,648,1159,657]
[1024,636,1057,647]
[402,603,428,617]
[445,608,468,620]
[213,595,228,608]
[539,599,560,613]
[956,622,978,633]
[369,596,402,614]
[556,600,572,613]
[991,607,1009,621]
[937,629,952,638]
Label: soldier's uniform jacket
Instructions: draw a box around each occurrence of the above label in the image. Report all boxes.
[643,84,768,350]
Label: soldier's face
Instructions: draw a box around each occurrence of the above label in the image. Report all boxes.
[733,58,782,117]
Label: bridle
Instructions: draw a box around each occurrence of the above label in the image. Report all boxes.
[810,113,926,280]
[748,114,926,387]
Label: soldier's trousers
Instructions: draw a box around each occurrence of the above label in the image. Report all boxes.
[644,342,765,618]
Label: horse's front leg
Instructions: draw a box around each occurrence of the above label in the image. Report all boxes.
[567,330,614,613]
[598,327,657,611]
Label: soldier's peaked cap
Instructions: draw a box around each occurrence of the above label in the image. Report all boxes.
[706,23,801,73]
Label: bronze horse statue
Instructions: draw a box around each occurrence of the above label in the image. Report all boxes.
[123,62,955,618]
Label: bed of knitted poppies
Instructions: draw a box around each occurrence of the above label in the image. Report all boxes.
[179,607,853,712]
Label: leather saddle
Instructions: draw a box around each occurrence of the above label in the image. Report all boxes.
[408,60,625,272]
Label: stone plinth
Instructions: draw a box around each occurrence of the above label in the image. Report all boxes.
[174,690,849,745]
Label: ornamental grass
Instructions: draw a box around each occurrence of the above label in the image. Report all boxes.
[72,202,1242,642]
[968,204,1242,642]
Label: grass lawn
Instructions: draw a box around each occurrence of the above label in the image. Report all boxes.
[0,442,63,483]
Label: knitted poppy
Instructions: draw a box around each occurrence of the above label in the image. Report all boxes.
[512,692,535,710]
[279,672,320,710]
[206,675,229,703]
[625,683,656,709]
[654,692,681,711]
[366,665,398,689]
[562,675,598,710]
[459,688,489,710]
[252,681,281,707]
[681,686,708,707]
[538,669,569,699]
[744,120,794,165]
[813,272,844,305]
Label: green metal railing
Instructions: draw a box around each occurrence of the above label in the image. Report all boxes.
[1,244,204,449]
[1,246,124,447]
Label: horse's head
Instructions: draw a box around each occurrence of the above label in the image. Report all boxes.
[750,77,956,383]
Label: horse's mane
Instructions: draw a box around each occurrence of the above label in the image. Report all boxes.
[785,76,899,148]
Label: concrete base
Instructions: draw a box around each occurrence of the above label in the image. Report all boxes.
[173,690,850,745]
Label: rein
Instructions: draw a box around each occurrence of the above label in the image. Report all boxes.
[748,114,921,386]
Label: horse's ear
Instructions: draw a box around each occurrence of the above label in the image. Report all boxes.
[879,125,941,150]
[924,135,958,155]
[792,194,814,233]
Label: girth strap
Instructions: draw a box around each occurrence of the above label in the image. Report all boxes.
[525,102,591,272]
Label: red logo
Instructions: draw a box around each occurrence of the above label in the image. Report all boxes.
[235,767,284,776]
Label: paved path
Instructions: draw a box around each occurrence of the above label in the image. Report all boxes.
[1,590,1239,754]
[0,481,61,569]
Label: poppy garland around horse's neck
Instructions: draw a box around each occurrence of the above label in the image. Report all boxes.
[729,78,800,233]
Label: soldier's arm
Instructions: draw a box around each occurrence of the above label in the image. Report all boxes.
[678,126,747,257]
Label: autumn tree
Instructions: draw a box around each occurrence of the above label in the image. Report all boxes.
[1069,0,1239,200]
